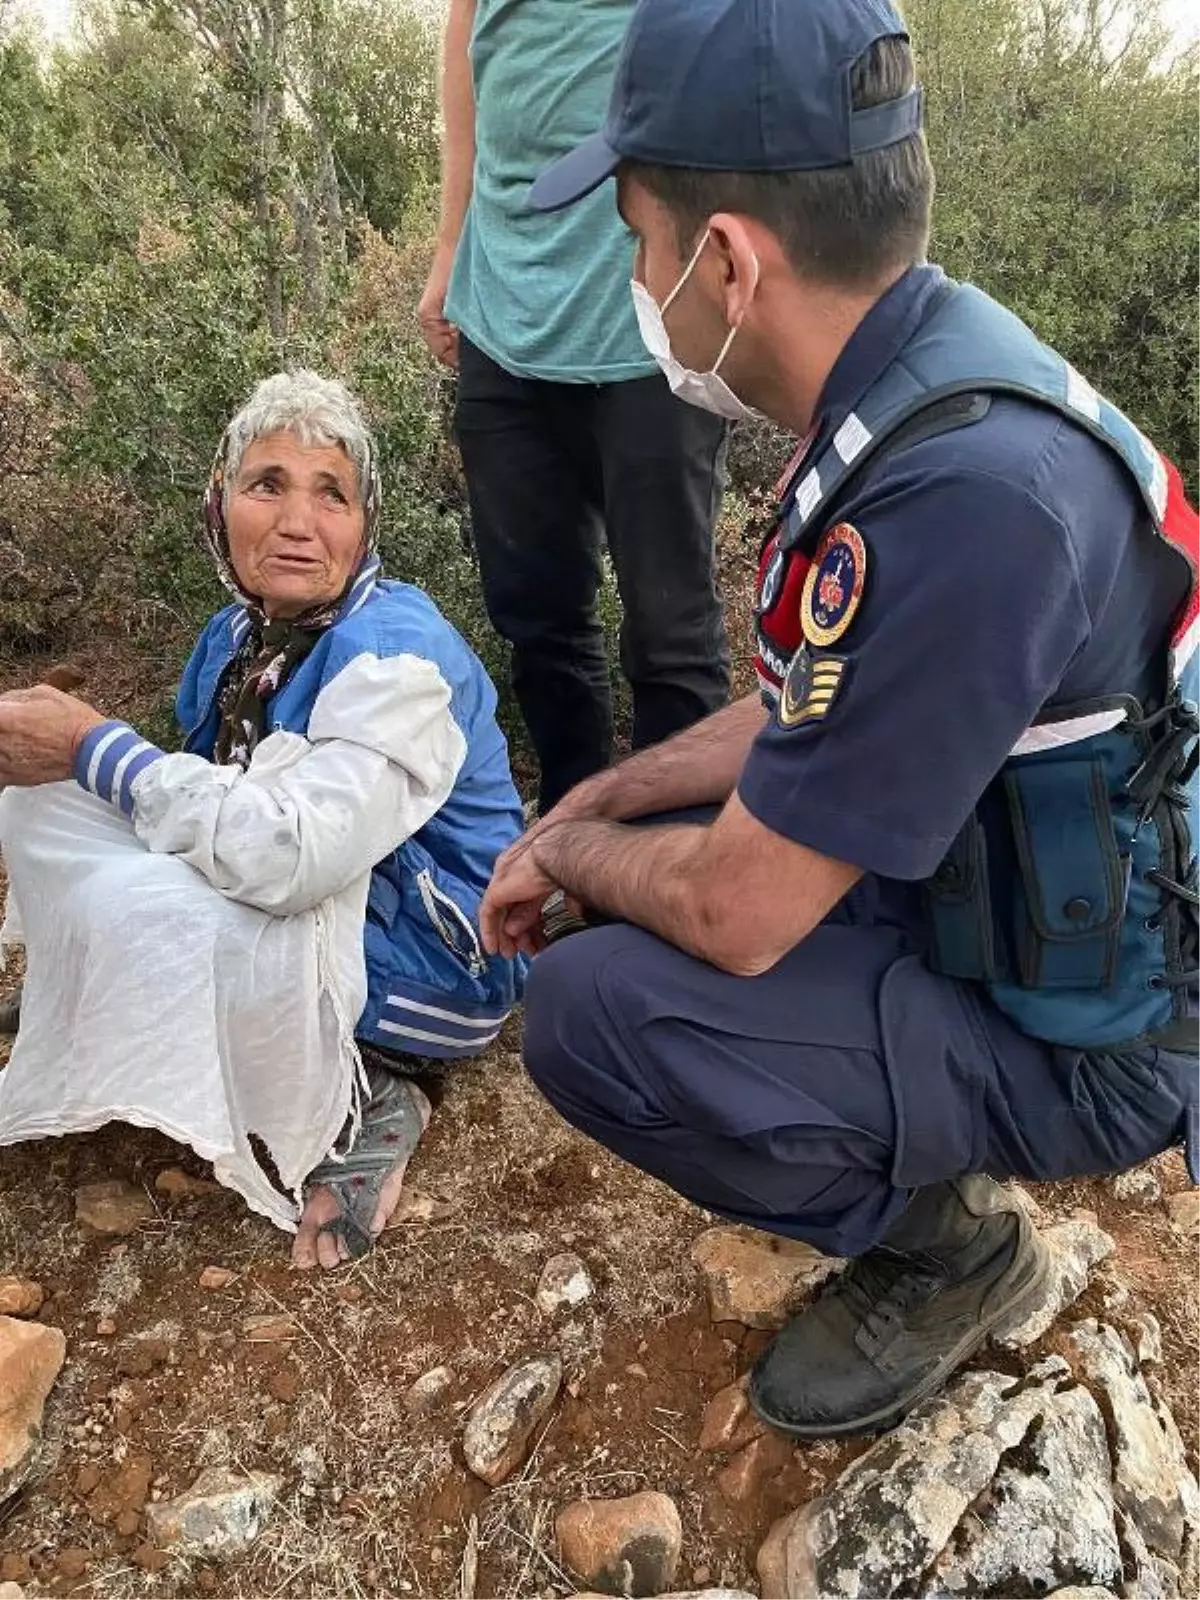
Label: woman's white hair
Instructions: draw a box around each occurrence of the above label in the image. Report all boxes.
[223,370,373,506]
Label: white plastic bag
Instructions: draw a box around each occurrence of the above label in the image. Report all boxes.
[0,778,368,1231]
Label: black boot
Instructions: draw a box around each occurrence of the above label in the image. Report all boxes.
[748,1175,1050,1438]
[0,984,20,1034]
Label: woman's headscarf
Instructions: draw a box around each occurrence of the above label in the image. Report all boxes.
[201,421,384,768]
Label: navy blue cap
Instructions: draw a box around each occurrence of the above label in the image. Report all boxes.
[529,0,922,213]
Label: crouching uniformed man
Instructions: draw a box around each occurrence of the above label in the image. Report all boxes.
[480,0,1198,1439]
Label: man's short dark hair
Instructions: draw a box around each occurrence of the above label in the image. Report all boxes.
[624,37,934,290]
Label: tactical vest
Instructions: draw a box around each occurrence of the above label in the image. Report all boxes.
[754,281,1198,1052]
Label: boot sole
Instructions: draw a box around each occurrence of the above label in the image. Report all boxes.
[748,1225,1053,1440]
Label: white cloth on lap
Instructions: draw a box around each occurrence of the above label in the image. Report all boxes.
[0,764,370,1231]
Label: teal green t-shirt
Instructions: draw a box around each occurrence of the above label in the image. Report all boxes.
[445,0,656,384]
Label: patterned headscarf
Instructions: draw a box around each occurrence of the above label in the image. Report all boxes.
[202,422,384,768]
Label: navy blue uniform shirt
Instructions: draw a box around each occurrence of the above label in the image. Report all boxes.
[739,265,1188,883]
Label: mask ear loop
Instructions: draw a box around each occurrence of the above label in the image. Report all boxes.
[710,252,760,377]
[661,230,712,315]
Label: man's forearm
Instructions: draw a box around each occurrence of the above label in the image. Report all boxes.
[437,0,477,250]
[564,692,767,825]
[533,818,714,960]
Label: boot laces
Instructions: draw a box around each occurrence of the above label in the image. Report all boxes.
[831,1246,946,1351]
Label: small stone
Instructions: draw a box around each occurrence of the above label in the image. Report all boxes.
[462,1355,562,1486]
[535,1253,595,1316]
[74,1179,154,1235]
[75,1463,102,1496]
[335,1282,364,1304]
[115,1509,141,1537]
[1108,1165,1163,1205]
[403,1365,454,1415]
[116,1340,168,1378]
[715,1432,793,1504]
[383,1187,457,1228]
[133,1543,172,1573]
[85,1451,152,1526]
[1164,1191,1199,1233]
[992,1215,1116,1348]
[624,1363,649,1380]
[0,1316,66,1500]
[145,1467,280,1554]
[96,1317,117,1336]
[557,1490,682,1596]
[1129,1311,1164,1367]
[691,1226,841,1329]
[0,1556,29,1584]
[56,1549,89,1580]
[198,1266,236,1291]
[241,1314,298,1343]
[0,1582,25,1598]
[0,1280,43,1319]
[698,1376,768,1453]
[154,1166,220,1198]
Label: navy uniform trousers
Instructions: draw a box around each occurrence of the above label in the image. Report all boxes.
[523,875,1197,1258]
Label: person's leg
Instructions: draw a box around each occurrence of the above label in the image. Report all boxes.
[523,919,1194,1434]
[454,337,611,813]
[595,375,730,749]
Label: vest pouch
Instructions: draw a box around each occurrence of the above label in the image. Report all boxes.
[1004,758,1127,989]
[925,814,1001,981]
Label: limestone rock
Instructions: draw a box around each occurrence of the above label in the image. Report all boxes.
[992,1214,1115,1348]
[715,1432,793,1504]
[557,1490,682,1596]
[1164,1191,1199,1233]
[698,1376,767,1453]
[404,1365,454,1415]
[74,1179,153,1234]
[144,1467,280,1555]
[1128,1311,1164,1367]
[691,1225,841,1330]
[923,1381,1122,1595]
[198,1266,236,1291]
[462,1355,561,1486]
[535,1253,595,1316]
[1,1316,66,1501]
[1108,1165,1163,1205]
[1070,1320,1200,1561]
[756,1359,1124,1599]
[0,1279,43,1318]
[383,1186,458,1227]
[0,1583,25,1598]
[1047,1590,1120,1598]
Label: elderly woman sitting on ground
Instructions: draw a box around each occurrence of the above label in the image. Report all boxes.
[0,371,524,1268]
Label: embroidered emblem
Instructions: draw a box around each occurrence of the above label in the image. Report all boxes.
[757,545,785,614]
[801,522,867,647]
[779,647,847,728]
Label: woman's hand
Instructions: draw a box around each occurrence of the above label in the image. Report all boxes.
[417,244,461,370]
[0,686,106,786]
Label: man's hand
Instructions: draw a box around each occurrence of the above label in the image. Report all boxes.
[0,686,105,786]
[417,243,461,370]
[480,833,564,959]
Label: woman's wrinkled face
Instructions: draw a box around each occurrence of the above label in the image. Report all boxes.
[226,431,366,618]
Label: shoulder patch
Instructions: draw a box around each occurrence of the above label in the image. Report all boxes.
[801,522,867,647]
[778,647,848,728]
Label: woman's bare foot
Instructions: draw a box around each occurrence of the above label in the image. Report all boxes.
[292,1077,431,1271]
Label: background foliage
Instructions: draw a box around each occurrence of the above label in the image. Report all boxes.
[0,0,1196,726]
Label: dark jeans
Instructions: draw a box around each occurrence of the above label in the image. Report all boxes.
[454,336,730,813]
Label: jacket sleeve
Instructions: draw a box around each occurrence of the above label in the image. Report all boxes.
[73,652,467,916]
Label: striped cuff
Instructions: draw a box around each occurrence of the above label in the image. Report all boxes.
[74,720,166,818]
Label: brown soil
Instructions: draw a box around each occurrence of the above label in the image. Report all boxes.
[0,618,1196,1599]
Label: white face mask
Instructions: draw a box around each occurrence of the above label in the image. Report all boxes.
[631,232,762,423]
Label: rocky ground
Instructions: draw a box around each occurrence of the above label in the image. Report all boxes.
[2,1023,1197,1599]
[1,607,1198,1599]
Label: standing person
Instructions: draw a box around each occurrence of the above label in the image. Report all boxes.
[480,0,1198,1439]
[417,0,731,816]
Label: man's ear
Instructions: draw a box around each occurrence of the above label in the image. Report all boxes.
[707,213,761,325]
